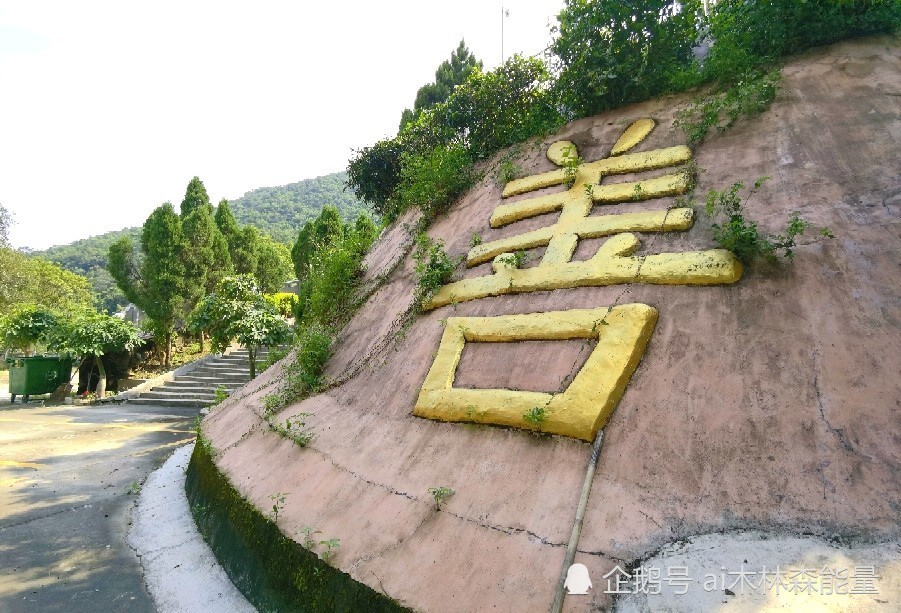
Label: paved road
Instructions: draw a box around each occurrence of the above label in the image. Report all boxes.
[0,401,200,612]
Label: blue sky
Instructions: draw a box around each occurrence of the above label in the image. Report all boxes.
[0,1,563,250]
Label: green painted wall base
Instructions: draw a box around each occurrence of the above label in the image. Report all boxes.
[185,441,408,612]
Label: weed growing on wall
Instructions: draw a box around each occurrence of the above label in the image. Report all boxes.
[428,486,455,510]
[413,233,458,310]
[704,177,834,264]
[675,71,781,146]
[523,406,549,431]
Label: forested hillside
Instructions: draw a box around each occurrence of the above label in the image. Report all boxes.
[227,172,371,244]
[35,172,367,312]
[36,227,140,313]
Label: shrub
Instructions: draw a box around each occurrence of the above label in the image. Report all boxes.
[703,0,901,83]
[345,138,409,216]
[550,0,701,119]
[675,70,781,146]
[391,144,474,222]
[263,324,333,413]
[441,55,563,159]
[704,177,834,264]
[265,293,299,319]
[412,233,457,309]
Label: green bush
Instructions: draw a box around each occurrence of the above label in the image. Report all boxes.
[0,305,58,353]
[263,324,333,413]
[704,177,834,264]
[391,144,474,221]
[346,138,409,217]
[412,233,457,309]
[440,55,564,159]
[265,293,299,319]
[704,0,901,83]
[550,0,701,119]
[347,55,563,219]
[675,70,781,146]
[304,240,363,328]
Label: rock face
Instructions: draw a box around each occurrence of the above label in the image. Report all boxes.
[201,37,900,612]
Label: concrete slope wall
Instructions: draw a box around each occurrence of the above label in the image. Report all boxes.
[201,36,900,612]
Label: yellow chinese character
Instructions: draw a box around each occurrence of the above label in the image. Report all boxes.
[413,305,657,441]
[423,119,742,310]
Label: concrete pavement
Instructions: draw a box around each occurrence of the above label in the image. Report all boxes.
[0,401,200,612]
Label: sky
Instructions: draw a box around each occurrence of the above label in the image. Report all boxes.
[0,0,564,250]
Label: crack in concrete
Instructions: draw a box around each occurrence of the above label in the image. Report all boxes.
[302,442,574,553]
[811,351,855,453]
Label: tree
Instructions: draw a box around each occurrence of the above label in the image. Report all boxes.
[0,248,94,315]
[215,200,259,275]
[180,176,212,217]
[188,275,290,378]
[232,226,260,276]
[0,306,58,355]
[182,205,233,305]
[214,199,241,241]
[291,206,344,280]
[255,237,293,294]
[108,203,186,367]
[399,40,482,132]
[140,204,186,366]
[550,0,700,118]
[0,203,12,247]
[49,311,141,397]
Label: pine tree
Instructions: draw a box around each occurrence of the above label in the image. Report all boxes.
[232,226,259,276]
[108,203,186,367]
[255,237,293,294]
[399,40,482,131]
[291,206,344,280]
[180,176,212,217]
[182,205,233,308]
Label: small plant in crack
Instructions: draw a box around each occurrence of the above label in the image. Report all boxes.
[496,250,528,269]
[560,144,583,187]
[319,538,340,565]
[523,406,549,431]
[268,413,315,447]
[428,486,455,510]
[268,492,286,522]
[470,233,483,248]
[301,525,322,550]
[632,182,644,201]
[126,480,142,495]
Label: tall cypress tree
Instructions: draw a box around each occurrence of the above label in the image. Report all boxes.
[255,236,293,294]
[183,205,233,306]
[138,203,186,366]
[180,176,212,217]
[232,226,260,276]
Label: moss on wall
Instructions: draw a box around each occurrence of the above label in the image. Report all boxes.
[185,442,408,612]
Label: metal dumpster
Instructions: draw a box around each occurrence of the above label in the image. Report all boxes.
[6,356,74,403]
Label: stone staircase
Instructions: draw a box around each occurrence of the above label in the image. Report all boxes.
[128,347,269,409]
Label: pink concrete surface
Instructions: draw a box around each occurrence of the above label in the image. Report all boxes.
[201,37,900,612]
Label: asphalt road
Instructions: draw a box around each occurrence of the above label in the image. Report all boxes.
[0,400,200,612]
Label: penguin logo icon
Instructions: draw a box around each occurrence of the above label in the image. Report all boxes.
[564,563,592,595]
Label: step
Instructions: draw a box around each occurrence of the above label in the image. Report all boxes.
[147,385,220,395]
[129,397,209,408]
[162,380,243,391]
[176,374,251,384]
[198,361,251,369]
[189,368,251,377]
[140,390,217,402]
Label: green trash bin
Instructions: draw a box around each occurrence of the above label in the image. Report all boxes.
[5,356,74,403]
